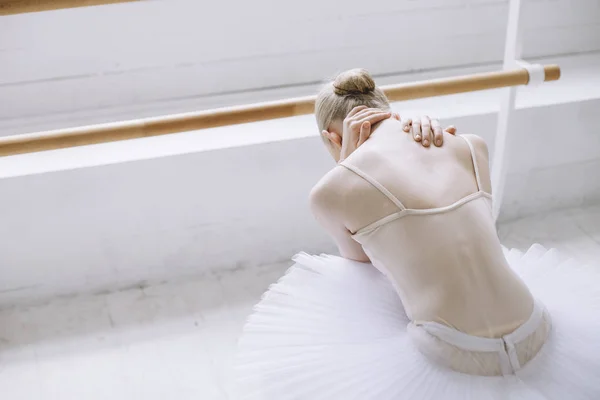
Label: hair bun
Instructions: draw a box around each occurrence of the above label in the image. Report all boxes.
[333,68,376,96]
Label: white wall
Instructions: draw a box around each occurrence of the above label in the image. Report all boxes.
[1,87,599,306]
[1,0,600,135]
[0,138,335,305]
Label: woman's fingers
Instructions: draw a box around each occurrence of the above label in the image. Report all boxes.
[402,118,412,133]
[412,118,422,142]
[347,105,368,119]
[324,130,341,149]
[358,121,371,146]
[353,108,390,122]
[445,125,457,135]
[351,108,374,121]
[431,118,444,147]
[421,116,432,147]
[356,111,392,128]
[351,108,381,121]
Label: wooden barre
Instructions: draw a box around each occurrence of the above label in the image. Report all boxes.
[0,0,139,15]
[0,64,560,157]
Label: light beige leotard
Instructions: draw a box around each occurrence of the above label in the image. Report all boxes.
[328,123,550,375]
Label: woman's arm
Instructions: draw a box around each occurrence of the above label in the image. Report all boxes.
[309,169,371,263]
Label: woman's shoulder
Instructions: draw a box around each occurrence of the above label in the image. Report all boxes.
[458,134,492,193]
[460,134,489,158]
[309,165,368,210]
[310,166,352,205]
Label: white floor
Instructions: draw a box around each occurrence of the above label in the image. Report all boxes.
[1,205,599,400]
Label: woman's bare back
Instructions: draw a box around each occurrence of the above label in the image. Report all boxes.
[312,120,534,337]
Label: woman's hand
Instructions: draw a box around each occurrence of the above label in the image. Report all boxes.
[402,116,456,147]
[335,106,458,162]
[337,106,392,162]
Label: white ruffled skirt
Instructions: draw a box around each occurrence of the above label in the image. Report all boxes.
[236,245,600,400]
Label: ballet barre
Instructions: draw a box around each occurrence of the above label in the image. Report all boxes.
[0,0,139,15]
[0,64,560,157]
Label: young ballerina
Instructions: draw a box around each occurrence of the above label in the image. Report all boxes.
[236,69,600,399]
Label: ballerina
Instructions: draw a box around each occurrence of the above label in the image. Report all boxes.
[236,68,600,400]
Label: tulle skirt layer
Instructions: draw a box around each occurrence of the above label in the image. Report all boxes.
[236,245,600,400]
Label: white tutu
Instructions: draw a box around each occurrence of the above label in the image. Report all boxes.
[236,244,600,400]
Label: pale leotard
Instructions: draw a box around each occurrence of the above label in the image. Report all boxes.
[331,125,549,376]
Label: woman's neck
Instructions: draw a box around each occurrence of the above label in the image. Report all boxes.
[369,118,414,145]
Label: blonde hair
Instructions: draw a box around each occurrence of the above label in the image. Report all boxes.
[315,68,391,134]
